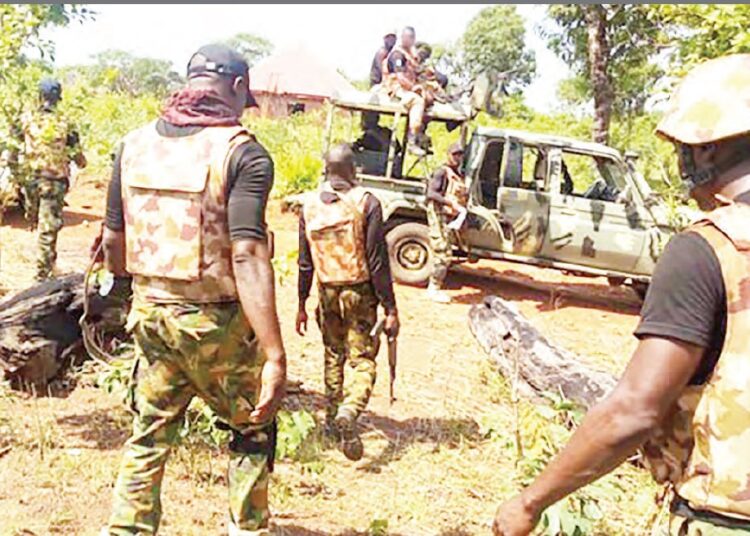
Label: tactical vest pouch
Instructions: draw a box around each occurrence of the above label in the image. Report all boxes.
[122,143,210,281]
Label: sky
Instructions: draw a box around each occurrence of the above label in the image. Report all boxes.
[47,4,570,112]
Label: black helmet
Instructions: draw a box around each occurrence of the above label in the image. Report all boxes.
[39,78,62,104]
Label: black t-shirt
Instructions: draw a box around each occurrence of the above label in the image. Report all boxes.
[105,119,274,242]
[370,46,388,86]
[634,191,750,384]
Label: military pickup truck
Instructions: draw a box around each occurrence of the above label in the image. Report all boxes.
[310,90,681,296]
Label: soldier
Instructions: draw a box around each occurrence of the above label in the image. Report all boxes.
[493,54,750,536]
[296,143,399,461]
[21,78,86,281]
[370,29,398,88]
[381,26,428,156]
[425,143,467,304]
[100,44,286,536]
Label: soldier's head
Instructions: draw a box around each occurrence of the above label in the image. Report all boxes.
[447,142,464,169]
[384,30,397,52]
[656,54,750,210]
[38,78,62,109]
[401,26,416,49]
[415,42,432,64]
[186,44,258,116]
[325,143,357,185]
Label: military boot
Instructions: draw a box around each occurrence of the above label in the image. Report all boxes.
[323,413,340,439]
[427,283,451,304]
[334,414,363,461]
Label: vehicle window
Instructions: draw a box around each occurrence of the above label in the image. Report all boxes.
[560,152,628,203]
[478,140,503,208]
[503,141,547,191]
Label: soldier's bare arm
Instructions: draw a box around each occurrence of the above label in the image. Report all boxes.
[493,337,704,535]
[363,195,399,337]
[296,212,314,336]
[102,147,127,276]
[102,228,127,276]
[232,238,287,423]
[67,130,87,169]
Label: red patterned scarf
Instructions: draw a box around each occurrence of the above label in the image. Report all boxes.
[160,87,240,127]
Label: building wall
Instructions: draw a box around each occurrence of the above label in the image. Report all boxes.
[250,94,326,118]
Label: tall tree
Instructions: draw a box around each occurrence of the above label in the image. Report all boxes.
[544,5,665,144]
[656,4,750,73]
[222,33,273,68]
[87,50,182,96]
[460,5,536,93]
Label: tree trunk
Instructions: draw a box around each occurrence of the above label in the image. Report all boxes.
[0,274,87,388]
[585,5,613,145]
[468,295,617,410]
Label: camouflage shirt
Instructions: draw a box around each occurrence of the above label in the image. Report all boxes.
[21,108,80,180]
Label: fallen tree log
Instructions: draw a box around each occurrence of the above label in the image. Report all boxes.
[0,274,86,387]
[0,271,127,388]
[469,295,617,410]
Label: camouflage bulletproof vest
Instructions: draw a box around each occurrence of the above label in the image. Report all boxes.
[303,184,370,285]
[443,165,469,217]
[21,110,71,179]
[120,121,252,303]
[642,202,750,521]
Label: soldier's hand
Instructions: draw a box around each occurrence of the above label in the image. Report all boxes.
[384,311,400,339]
[492,495,539,536]
[90,224,104,261]
[249,358,286,424]
[296,308,308,336]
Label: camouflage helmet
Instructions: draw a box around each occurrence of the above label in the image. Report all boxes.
[656,54,750,145]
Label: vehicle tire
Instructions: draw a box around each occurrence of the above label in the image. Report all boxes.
[386,221,433,287]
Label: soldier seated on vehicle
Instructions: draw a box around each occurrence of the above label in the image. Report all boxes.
[414,42,450,106]
[380,26,429,156]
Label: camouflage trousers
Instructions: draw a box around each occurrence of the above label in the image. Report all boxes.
[316,282,380,422]
[669,512,750,535]
[27,178,68,281]
[106,300,272,536]
[427,202,454,289]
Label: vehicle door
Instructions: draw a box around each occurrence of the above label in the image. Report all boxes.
[541,149,650,272]
[463,137,511,251]
[493,138,551,257]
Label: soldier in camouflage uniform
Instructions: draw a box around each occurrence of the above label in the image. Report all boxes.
[21,79,86,281]
[425,143,468,304]
[296,144,399,461]
[101,45,286,536]
[492,55,750,536]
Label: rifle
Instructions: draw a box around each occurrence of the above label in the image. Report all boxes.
[370,317,398,405]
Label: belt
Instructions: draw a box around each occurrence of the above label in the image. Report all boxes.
[672,495,750,531]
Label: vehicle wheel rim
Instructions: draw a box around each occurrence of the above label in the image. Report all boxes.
[397,239,428,271]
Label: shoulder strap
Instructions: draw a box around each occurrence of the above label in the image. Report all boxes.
[694,203,750,251]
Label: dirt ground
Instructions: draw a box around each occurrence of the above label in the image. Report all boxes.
[0,179,657,536]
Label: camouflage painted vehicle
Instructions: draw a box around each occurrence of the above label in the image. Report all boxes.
[316,91,680,296]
